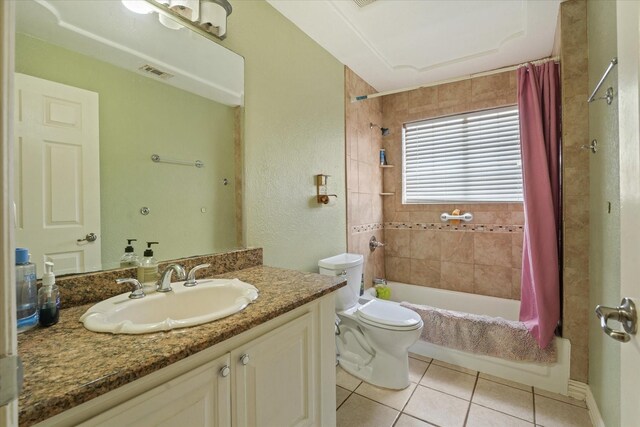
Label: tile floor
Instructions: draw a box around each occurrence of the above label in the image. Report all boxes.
[336,355,592,427]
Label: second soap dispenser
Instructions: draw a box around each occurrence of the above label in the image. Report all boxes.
[137,242,159,286]
[120,239,140,268]
[38,261,60,327]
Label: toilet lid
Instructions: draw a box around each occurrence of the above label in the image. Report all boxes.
[356,300,422,328]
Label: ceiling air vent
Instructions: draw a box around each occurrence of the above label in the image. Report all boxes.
[352,0,377,7]
[138,64,174,79]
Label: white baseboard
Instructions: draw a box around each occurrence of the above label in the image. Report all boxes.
[568,380,605,427]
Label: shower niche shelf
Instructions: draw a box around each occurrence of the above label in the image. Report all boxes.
[379,164,394,168]
[380,192,395,196]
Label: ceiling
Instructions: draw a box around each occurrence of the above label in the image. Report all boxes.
[267,0,562,94]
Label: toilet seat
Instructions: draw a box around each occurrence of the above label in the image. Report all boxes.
[356,300,422,330]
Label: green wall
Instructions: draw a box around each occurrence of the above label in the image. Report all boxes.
[221,0,346,271]
[15,34,238,269]
[587,1,620,425]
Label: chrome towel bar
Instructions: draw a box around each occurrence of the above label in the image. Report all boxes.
[587,57,618,104]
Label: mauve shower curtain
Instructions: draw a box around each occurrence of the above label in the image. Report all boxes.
[517,62,561,349]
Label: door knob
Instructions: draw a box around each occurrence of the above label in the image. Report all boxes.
[239,353,250,365]
[77,233,97,243]
[595,298,637,342]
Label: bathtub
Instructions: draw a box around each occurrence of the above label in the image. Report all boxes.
[365,281,571,395]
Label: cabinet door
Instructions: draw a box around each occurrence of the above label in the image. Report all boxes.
[233,313,315,427]
[81,354,231,427]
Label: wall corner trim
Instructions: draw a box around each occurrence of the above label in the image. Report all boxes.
[568,380,605,427]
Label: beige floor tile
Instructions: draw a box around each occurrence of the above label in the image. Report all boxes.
[409,357,430,383]
[478,372,532,392]
[534,388,587,408]
[432,359,478,375]
[404,385,469,427]
[420,364,477,400]
[336,393,399,427]
[337,365,362,391]
[355,381,417,411]
[472,378,534,422]
[336,386,350,409]
[535,395,592,427]
[409,352,433,363]
[466,404,533,427]
[394,413,435,427]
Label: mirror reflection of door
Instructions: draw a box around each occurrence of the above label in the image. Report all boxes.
[14,73,101,277]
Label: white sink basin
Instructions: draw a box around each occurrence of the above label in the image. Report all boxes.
[80,278,258,334]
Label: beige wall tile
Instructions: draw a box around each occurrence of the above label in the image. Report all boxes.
[511,268,522,300]
[474,233,512,267]
[410,259,441,287]
[474,265,512,299]
[410,229,441,260]
[386,256,411,283]
[385,228,411,258]
[441,261,474,293]
[512,232,524,268]
[440,231,474,263]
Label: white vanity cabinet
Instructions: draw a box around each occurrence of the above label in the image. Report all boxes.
[232,312,315,427]
[80,354,232,427]
[36,295,336,427]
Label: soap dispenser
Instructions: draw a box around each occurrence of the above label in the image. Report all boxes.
[137,242,159,285]
[120,239,140,268]
[38,261,60,327]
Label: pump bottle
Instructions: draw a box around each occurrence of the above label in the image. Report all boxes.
[38,261,60,327]
[137,242,159,286]
[120,239,140,268]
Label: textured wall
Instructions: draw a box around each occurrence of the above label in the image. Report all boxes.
[587,0,620,424]
[379,72,525,300]
[221,1,346,272]
[559,0,591,383]
[345,67,385,289]
[15,34,237,270]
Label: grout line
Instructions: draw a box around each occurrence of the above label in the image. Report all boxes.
[462,372,479,426]
[336,386,355,412]
[478,375,533,393]
[532,390,536,426]
[533,389,587,408]
[470,402,535,424]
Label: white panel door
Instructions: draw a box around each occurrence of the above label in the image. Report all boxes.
[232,313,315,427]
[80,354,232,427]
[14,73,100,276]
[617,1,640,425]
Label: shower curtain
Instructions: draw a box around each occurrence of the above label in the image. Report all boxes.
[517,62,561,349]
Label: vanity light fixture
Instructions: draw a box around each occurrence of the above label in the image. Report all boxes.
[121,0,232,40]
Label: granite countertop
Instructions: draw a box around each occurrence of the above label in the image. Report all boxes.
[18,266,345,426]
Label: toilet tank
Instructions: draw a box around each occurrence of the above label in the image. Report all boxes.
[318,253,364,310]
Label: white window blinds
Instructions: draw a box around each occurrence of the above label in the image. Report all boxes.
[403,106,523,203]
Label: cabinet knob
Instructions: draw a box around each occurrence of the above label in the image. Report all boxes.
[219,365,230,378]
[239,353,250,365]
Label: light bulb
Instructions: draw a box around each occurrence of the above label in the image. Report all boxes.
[121,0,155,14]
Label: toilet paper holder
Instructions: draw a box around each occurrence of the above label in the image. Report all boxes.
[316,174,338,204]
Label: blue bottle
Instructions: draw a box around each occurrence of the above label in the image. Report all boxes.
[16,248,38,332]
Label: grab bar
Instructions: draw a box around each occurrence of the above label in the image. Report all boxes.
[587,57,618,104]
[440,212,473,222]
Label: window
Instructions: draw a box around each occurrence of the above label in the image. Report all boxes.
[403,106,523,203]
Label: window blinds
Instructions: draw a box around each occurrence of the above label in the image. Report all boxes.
[403,106,523,203]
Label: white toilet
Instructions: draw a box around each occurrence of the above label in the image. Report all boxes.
[319,253,423,390]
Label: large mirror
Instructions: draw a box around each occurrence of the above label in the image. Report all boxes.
[14,0,245,277]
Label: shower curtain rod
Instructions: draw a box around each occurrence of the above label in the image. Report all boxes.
[351,56,560,103]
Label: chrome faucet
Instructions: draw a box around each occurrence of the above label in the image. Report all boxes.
[156,264,186,293]
[116,278,145,299]
[184,263,211,287]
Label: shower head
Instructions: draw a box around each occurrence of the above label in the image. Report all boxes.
[370,122,390,137]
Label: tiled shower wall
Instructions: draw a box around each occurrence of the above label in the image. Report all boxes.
[345,67,385,288]
[559,0,590,383]
[380,71,525,300]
